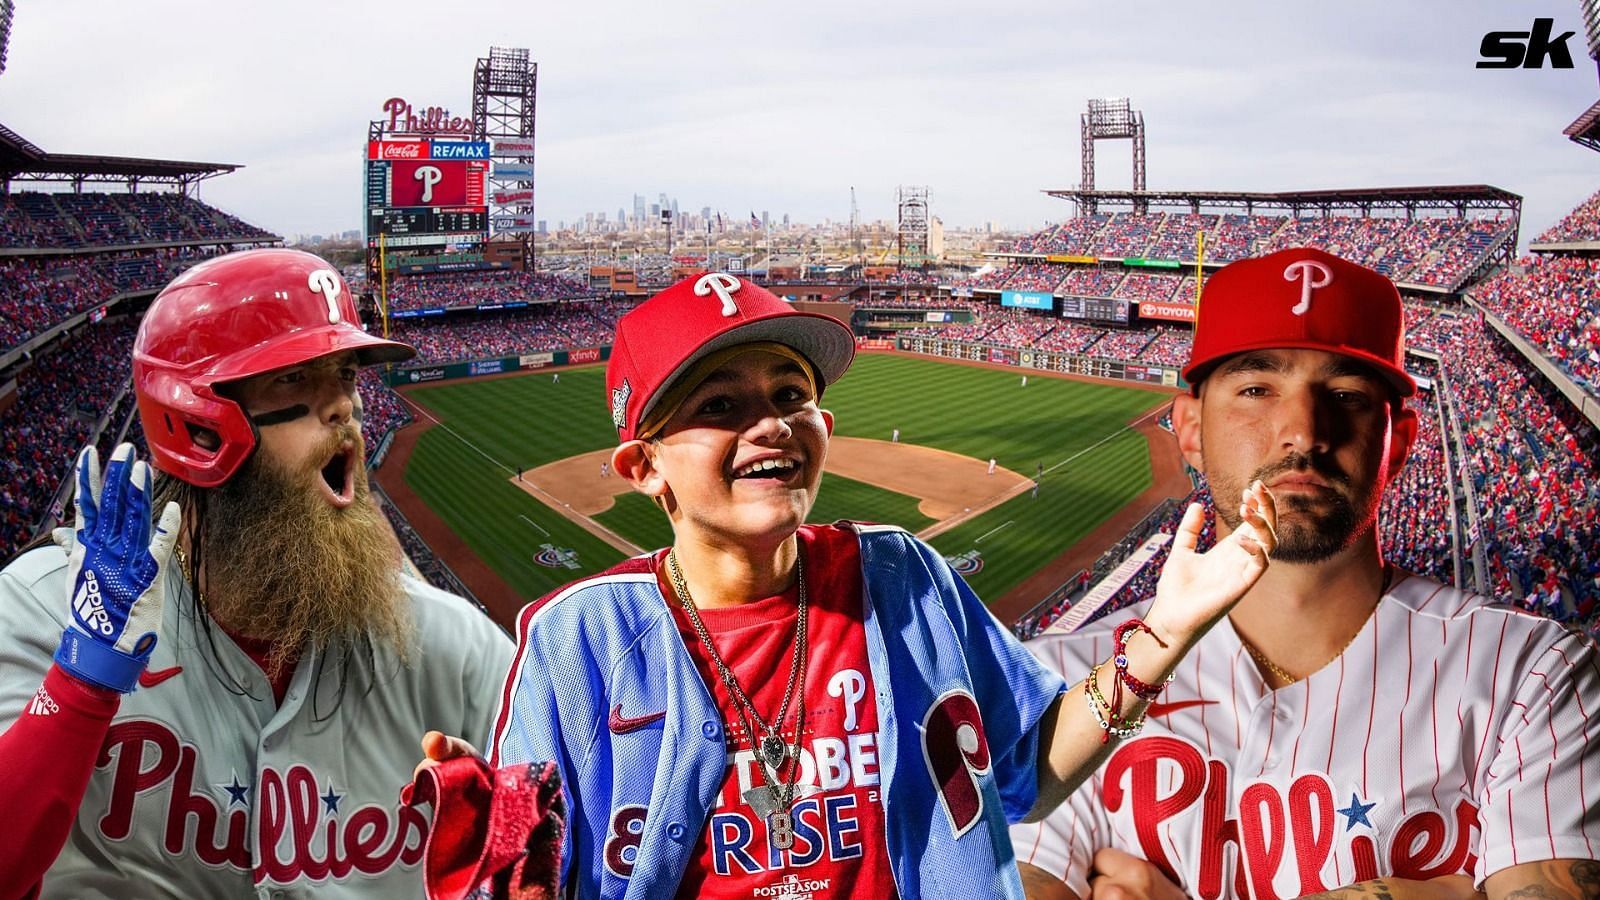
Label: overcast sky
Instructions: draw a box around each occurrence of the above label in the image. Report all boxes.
[1,0,1596,242]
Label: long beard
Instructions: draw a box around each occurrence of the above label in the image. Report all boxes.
[201,426,413,675]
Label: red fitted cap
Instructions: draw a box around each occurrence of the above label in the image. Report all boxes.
[1184,247,1415,397]
[606,272,856,442]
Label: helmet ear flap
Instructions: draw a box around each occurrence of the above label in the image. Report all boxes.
[134,369,258,488]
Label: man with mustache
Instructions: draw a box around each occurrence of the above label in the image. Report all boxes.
[1012,248,1599,899]
[0,249,513,897]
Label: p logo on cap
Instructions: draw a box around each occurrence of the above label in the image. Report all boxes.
[694,273,743,316]
[604,272,857,442]
[1184,247,1415,397]
[1283,259,1332,316]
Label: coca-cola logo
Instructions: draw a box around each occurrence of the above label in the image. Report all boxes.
[368,141,428,161]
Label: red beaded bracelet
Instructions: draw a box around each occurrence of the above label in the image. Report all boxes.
[1112,618,1173,700]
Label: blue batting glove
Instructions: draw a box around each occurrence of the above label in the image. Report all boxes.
[54,443,182,693]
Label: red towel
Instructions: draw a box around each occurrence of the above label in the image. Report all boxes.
[405,756,565,900]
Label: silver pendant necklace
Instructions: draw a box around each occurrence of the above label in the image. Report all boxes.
[666,549,809,850]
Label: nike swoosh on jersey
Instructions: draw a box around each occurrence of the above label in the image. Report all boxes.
[138,665,184,689]
[1146,698,1216,717]
[609,703,667,734]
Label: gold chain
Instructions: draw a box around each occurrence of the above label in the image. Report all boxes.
[1238,565,1393,687]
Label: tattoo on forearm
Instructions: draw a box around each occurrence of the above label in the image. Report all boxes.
[1502,860,1600,900]
[1301,882,1397,899]
[1573,860,1600,899]
[1505,887,1567,900]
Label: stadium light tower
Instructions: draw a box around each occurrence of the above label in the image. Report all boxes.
[0,0,15,76]
[1080,98,1147,215]
[896,186,930,270]
[1563,0,1600,150]
[474,47,538,267]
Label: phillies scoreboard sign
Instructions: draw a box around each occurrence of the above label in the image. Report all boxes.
[366,139,490,246]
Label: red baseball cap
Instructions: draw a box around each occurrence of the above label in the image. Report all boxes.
[606,272,856,441]
[1184,247,1415,397]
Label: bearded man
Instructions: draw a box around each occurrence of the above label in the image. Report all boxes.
[0,249,513,898]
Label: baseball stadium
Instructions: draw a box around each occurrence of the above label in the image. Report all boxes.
[6,0,1600,893]
[2,54,1599,644]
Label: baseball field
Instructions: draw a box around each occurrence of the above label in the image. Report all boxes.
[389,353,1172,619]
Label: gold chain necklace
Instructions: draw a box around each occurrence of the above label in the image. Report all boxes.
[1238,566,1393,687]
[665,549,808,850]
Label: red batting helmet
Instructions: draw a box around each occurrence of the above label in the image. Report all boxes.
[133,248,415,488]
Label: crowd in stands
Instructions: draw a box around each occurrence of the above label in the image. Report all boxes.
[964,266,1015,291]
[1007,215,1110,255]
[384,270,592,312]
[1403,301,1469,356]
[998,212,1512,288]
[1378,359,1455,581]
[1033,321,1106,354]
[1136,329,1192,367]
[1090,328,1157,360]
[1058,267,1125,298]
[1145,214,1217,261]
[999,264,1065,293]
[1448,320,1600,620]
[2,249,218,351]
[1112,272,1182,303]
[1471,256,1600,394]
[854,294,980,310]
[977,310,1059,348]
[865,269,944,286]
[1405,219,1508,288]
[358,369,412,455]
[0,191,274,249]
[1,320,137,560]
[1535,188,1600,243]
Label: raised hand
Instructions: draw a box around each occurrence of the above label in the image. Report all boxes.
[1145,480,1276,647]
[414,730,482,781]
[54,444,182,693]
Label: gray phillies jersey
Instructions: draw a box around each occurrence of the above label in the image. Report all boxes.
[0,545,515,899]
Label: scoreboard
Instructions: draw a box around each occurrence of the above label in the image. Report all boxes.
[367,207,488,236]
[1060,296,1130,323]
[365,139,489,247]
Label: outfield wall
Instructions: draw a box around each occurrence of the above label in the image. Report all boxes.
[381,346,613,387]
[893,336,1188,390]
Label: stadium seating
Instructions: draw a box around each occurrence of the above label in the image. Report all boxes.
[1471,256,1600,395]
[1000,213,1512,287]
[1,249,218,352]
[358,369,412,454]
[0,191,274,249]
[0,320,137,558]
[1000,264,1066,293]
[1535,188,1600,243]
[383,270,591,312]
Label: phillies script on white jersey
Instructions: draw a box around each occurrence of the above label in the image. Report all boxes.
[1010,573,1600,899]
[0,545,513,899]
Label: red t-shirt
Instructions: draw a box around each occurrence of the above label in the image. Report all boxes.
[662,524,899,899]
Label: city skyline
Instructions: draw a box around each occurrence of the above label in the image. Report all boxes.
[0,1,1594,242]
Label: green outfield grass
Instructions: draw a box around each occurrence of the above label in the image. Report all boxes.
[396,354,1168,605]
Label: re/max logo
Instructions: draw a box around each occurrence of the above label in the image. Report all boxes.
[431,142,490,160]
[1477,18,1576,69]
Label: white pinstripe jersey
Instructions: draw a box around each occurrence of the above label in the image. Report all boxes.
[1010,572,1600,899]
